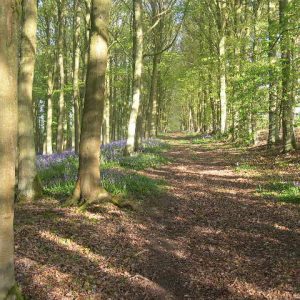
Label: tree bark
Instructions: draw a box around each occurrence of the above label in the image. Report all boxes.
[0,1,18,298]
[279,0,294,152]
[219,36,227,134]
[68,0,111,207]
[218,0,227,135]
[46,64,55,155]
[148,54,160,137]
[44,13,55,155]
[102,57,110,145]
[73,0,81,154]
[56,0,66,153]
[267,0,277,147]
[125,0,143,155]
[17,0,42,202]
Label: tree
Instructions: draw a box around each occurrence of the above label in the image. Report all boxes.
[17,0,42,202]
[73,0,82,154]
[217,0,228,134]
[125,0,144,155]
[68,0,111,206]
[56,0,66,153]
[0,0,18,297]
[279,0,295,152]
[267,0,278,147]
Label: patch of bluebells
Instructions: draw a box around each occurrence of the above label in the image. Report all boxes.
[141,138,165,149]
[37,138,166,170]
[36,150,77,170]
[101,139,127,162]
[37,139,166,197]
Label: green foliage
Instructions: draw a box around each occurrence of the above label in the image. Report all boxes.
[7,284,25,300]
[142,142,171,154]
[41,166,165,200]
[235,164,256,172]
[191,137,214,145]
[119,153,168,170]
[103,173,165,199]
[258,181,300,204]
[38,145,168,199]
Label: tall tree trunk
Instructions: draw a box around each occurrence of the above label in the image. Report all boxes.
[73,0,81,154]
[267,0,277,147]
[219,35,227,134]
[109,56,114,141]
[279,0,294,152]
[103,58,110,145]
[17,0,41,202]
[0,1,18,297]
[46,64,55,155]
[81,0,91,116]
[45,13,55,155]
[218,0,227,134]
[125,0,143,155]
[148,54,159,137]
[56,0,66,153]
[68,0,111,207]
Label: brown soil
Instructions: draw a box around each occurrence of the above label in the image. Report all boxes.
[15,133,300,300]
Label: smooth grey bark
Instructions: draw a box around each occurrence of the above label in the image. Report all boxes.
[56,0,66,153]
[148,53,160,137]
[218,0,227,134]
[0,1,18,298]
[102,98,110,144]
[17,0,42,202]
[68,0,111,206]
[267,0,277,147]
[125,0,143,155]
[46,63,55,155]
[103,58,110,145]
[73,0,81,154]
[81,0,91,117]
[279,0,294,152]
[45,14,55,155]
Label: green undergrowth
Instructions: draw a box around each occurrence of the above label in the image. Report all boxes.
[119,153,169,170]
[38,145,168,202]
[235,163,256,172]
[190,134,228,146]
[258,181,300,204]
[191,137,215,145]
[143,141,171,154]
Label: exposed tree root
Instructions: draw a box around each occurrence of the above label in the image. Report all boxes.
[64,180,111,209]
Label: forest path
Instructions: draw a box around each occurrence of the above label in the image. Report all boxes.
[15,133,300,300]
[135,133,300,300]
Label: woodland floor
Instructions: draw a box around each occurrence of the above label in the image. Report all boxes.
[15,133,300,300]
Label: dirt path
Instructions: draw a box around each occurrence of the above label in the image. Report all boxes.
[16,135,300,299]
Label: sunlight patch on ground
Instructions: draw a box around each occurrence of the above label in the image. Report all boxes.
[229,278,297,300]
[192,225,222,236]
[129,274,173,298]
[17,257,73,298]
[39,230,106,264]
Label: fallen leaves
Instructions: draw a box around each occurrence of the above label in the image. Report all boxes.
[15,134,300,299]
